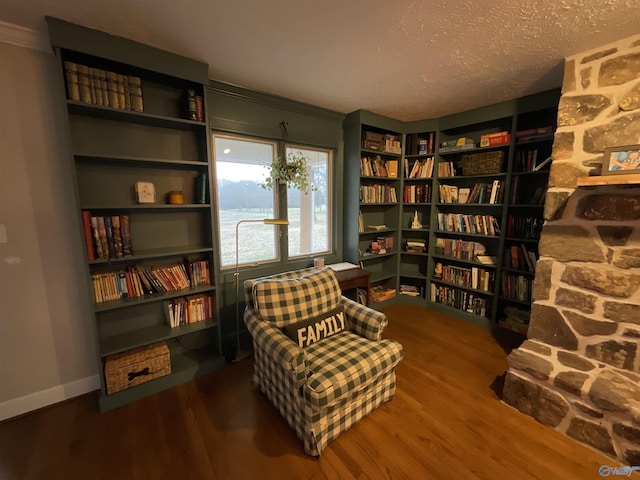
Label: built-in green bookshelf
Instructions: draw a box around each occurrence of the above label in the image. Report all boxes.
[47,17,224,412]
[344,90,560,332]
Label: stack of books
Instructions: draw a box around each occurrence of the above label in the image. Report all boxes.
[369,285,396,303]
[405,238,426,254]
[400,284,421,296]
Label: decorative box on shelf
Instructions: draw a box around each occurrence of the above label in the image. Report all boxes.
[104,342,171,394]
[480,131,510,147]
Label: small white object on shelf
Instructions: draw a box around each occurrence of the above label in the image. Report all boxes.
[328,262,360,272]
[134,181,156,204]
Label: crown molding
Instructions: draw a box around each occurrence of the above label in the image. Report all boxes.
[0,20,51,53]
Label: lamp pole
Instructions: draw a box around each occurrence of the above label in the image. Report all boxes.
[233,218,288,363]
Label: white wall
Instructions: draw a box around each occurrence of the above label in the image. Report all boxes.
[0,27,99,420]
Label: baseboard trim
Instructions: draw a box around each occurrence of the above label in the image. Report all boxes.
[0,20,50,53]
[0,375,100,421]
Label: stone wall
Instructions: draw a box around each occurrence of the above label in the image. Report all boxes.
[503,34,640,465]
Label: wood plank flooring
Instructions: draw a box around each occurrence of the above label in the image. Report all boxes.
[0,304,630,479]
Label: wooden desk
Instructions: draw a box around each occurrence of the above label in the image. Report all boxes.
[332,268,371,304]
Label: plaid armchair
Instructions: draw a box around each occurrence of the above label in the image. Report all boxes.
[244,267,403,456]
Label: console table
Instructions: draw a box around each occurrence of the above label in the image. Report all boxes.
[332,267,371,305]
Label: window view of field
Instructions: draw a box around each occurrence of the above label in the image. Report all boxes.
[213,136,331,268]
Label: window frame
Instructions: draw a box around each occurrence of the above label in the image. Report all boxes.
[212,132,336,272]
[284,143,333,260]
[212,133,282,270]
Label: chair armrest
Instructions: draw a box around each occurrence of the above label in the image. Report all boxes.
[341,296,388,341]
[244,308,308,386]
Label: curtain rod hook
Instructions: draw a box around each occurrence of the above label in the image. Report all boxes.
[279,120,288,137]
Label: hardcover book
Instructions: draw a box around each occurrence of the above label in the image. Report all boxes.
[106,71,120,108]
[120,214,132,256]
[128,76,144,112]
[96,216,109,260]
[90,216,105,259]
[104,215,116,259]
[111,215,124,258]
[76,64,92,104]
[81,211,95,261]
[64,61,80,101]
[116,74,127,110]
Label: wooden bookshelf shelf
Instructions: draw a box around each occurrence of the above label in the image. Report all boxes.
[577,174,640,186]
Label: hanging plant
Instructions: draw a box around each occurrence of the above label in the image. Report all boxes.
[259,150,317,195]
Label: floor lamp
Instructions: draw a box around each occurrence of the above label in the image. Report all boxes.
[233,218,289,363]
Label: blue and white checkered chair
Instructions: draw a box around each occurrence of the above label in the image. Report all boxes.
[244,267,404,456]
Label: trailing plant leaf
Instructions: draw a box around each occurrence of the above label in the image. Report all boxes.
[259,150,317,194]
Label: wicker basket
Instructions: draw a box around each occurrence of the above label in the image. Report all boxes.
[104,341,171,394]
[461,151,504,176]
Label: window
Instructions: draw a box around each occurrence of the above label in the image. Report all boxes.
[212,135,280,268]
[286,145,332,258]
[212,134,334,269]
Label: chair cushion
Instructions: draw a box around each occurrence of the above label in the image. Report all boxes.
[252,267,341,328]
[302,331,404,408]
[281,307,348,348]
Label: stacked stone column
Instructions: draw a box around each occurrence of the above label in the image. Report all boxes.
[503,35,640,464]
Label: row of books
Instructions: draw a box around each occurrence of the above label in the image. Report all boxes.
[437,161,456,177]
[360,185,398,204]
[504,244,538,272]
[434,238,485,261]
[439,180,504,204]
[368,285,396,303]
[163,294,214,328]
[406,157,434,178]
[506,215,543,240]
[360,156,398,178]
[435,264,494,292]
[64,61,143,112]
[82,212,132,261]
[436,213,500,236]
[91,260,210,303]
[510,176,547,204]
[405,237,426,254]
[501,273,532,303]
[403,184,432,203]
[430,283,488,316]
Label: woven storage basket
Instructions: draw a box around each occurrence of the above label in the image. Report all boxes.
[104,341,171,394]
[461,151,504,176]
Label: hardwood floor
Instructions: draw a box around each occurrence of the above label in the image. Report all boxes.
[0,304,628,479]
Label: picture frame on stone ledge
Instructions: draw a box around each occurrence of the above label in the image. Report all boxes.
[602,144,640,175]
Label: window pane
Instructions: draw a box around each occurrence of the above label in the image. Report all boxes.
[286,146,332,258]
[213,135,279,268]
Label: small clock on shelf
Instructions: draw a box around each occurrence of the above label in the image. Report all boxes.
[134,181,156,204]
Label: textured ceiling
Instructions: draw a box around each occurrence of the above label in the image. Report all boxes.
[2,0,640,121]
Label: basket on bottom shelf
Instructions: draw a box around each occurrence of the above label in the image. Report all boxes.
[104,341,171,394]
